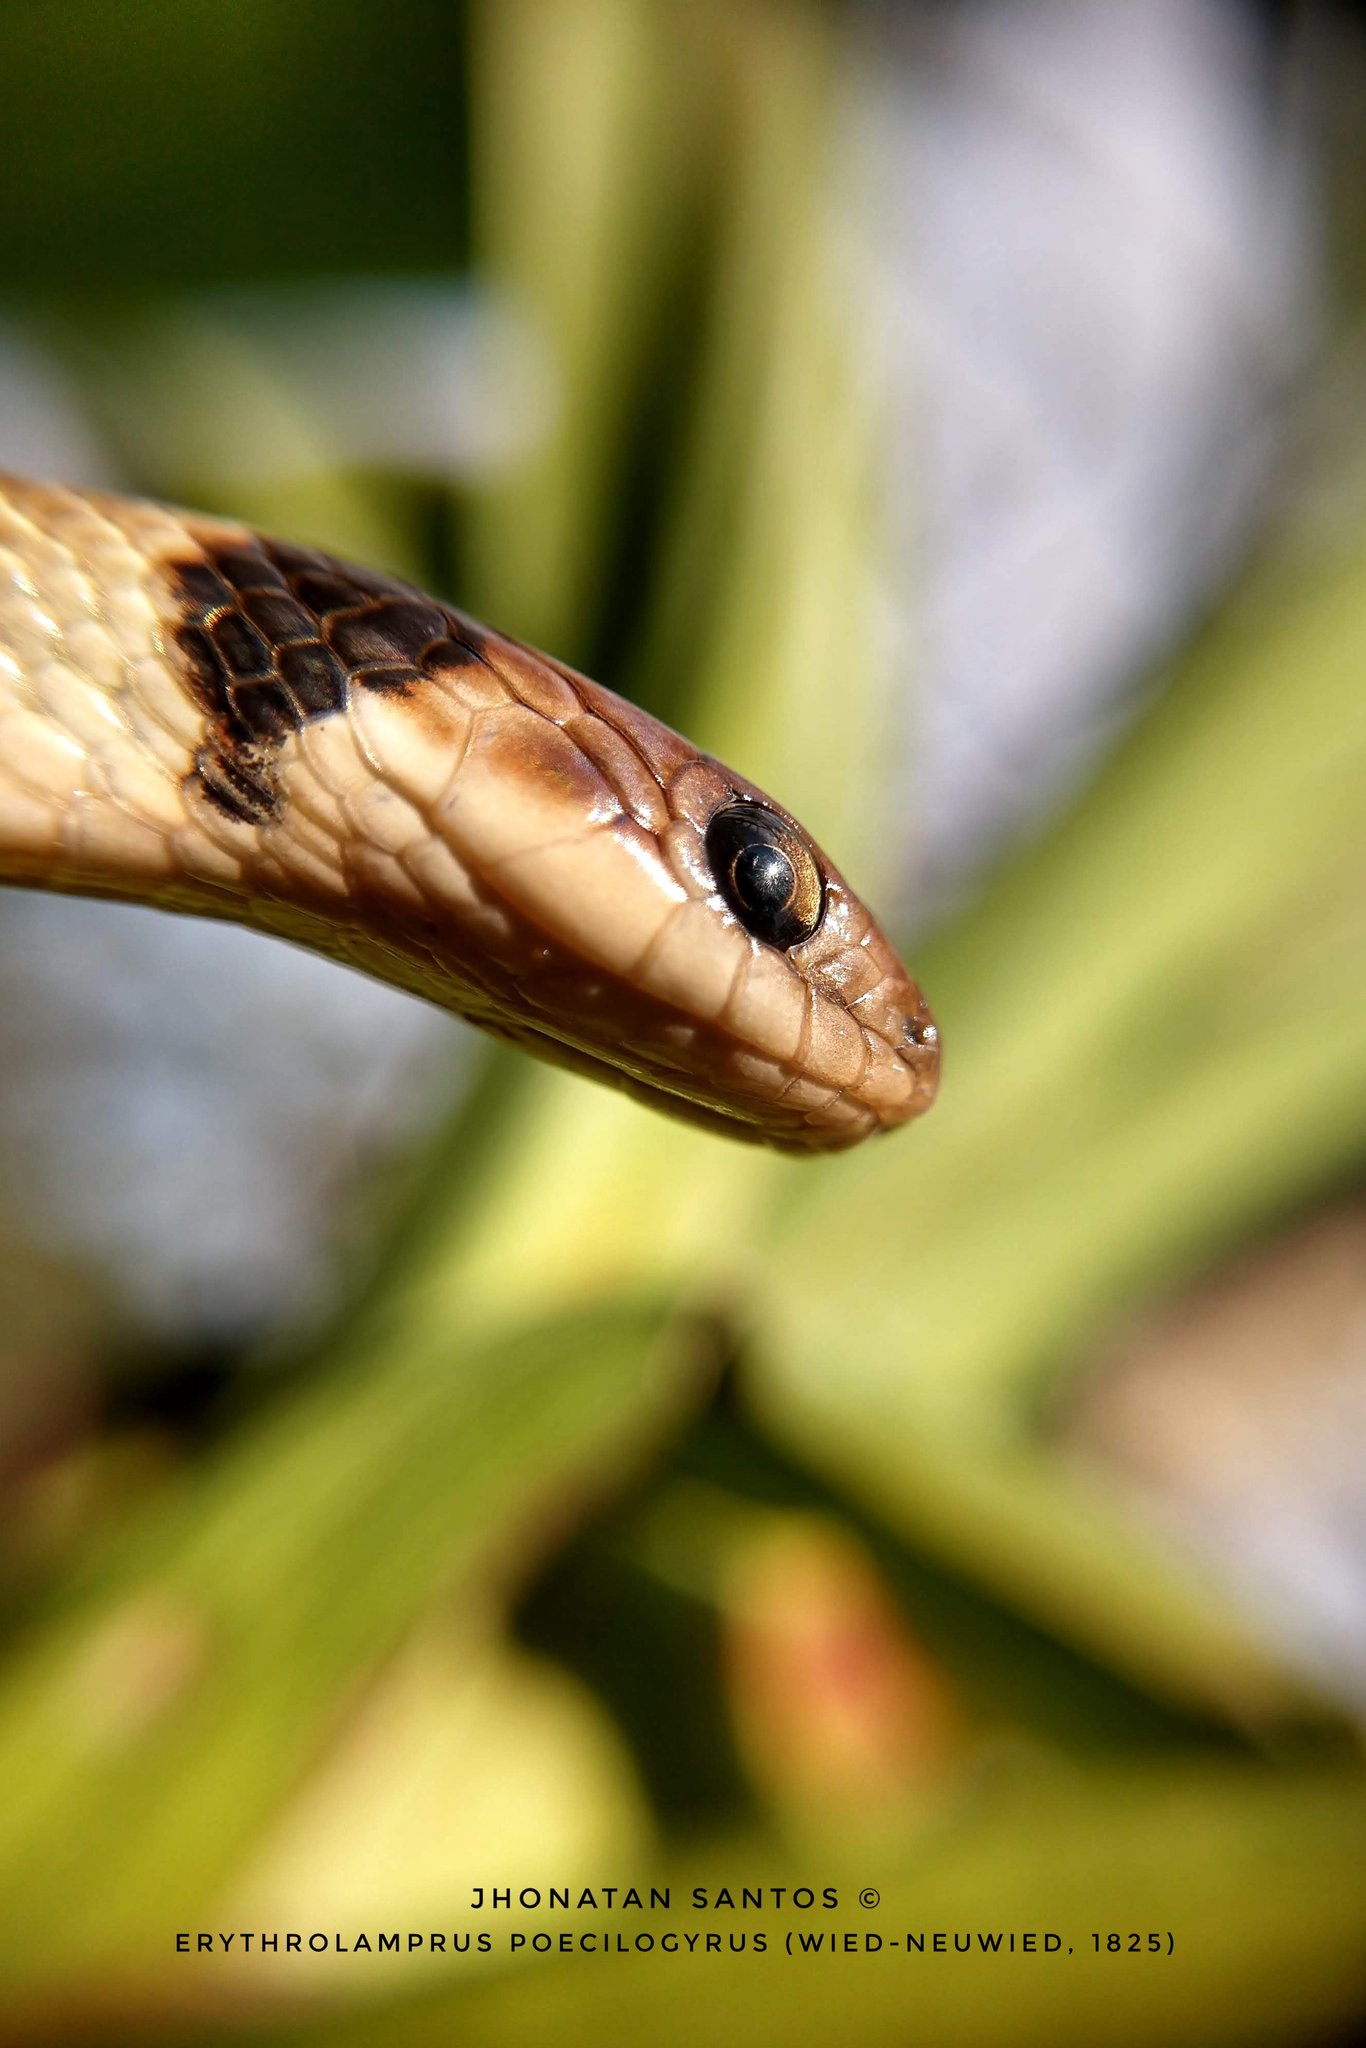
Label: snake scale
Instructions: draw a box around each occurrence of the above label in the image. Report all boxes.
[0,476,937,1152]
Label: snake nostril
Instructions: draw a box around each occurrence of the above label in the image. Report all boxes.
[902,1016,938,1051]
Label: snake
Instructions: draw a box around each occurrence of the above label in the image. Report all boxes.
[0,475,938,1153]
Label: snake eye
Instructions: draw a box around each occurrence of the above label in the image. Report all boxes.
[705,801,825,949]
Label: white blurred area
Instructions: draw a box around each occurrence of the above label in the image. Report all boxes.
[1067,1208,1366,1717]
[0,896,458,1339]
[0,0,1319,1339]
[93,280,555,493]
[866,0,1314,910]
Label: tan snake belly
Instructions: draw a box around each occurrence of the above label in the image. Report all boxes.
[0,475,937,1152]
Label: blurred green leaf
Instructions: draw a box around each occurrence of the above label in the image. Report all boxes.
[743,534,1366,1720]
[636,2,894,887]
[0,1298,696,1991]
[463,0,723,655]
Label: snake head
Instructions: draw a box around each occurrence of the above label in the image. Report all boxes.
[154,516,944,1153]
[0,477,936,1155]
[372,621,940,1154]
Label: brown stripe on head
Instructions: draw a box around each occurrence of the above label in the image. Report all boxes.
[159,532,488,825]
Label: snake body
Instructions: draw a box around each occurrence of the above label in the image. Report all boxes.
[0,476,937,1151]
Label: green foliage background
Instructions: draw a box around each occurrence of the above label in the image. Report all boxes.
[0,3,1363,2043]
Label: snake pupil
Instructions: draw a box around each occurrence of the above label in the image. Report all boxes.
[705,801,825,949]
[732,842,794,917]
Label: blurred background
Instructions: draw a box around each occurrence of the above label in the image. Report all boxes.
[0,1,1364,2042]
